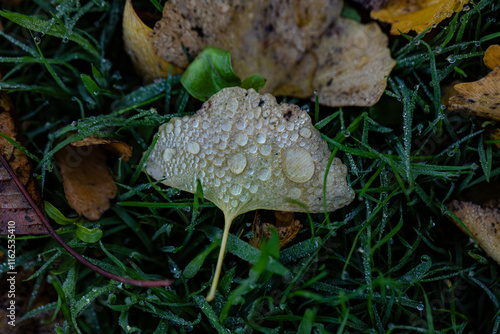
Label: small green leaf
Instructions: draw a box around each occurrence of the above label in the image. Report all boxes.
[44,201,83,225]
[81,74,100,96]
[240,74,266,91]
[181,47,242,101]
[75,224,103,243]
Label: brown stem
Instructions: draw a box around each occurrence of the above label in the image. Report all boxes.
[0,154,172,287]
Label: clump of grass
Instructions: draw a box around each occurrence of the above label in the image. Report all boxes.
[0,0,499,333]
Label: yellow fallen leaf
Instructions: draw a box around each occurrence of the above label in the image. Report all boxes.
[484,44,500,70]
[122,0,182,80]
[125,0,395,107]
[448,200,500,265]
[371,0,469,35]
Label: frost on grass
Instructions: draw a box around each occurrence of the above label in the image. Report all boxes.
[144,87,354,300]
[124,0,395,107]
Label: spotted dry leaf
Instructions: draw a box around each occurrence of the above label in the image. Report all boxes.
[371,0,469,35]
[448,67,500,120]
[56,137,133,221]
[484,44,500,70]
[448,200,500,265]
[124,0,395,107]
[249,211,302,250]
[0,91,46,235]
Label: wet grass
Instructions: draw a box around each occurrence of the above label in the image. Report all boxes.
[0,0,500,333]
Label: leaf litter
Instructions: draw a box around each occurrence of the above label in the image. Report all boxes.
[124,0,395,107]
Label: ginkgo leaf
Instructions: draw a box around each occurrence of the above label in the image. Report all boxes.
[144,87,354,301]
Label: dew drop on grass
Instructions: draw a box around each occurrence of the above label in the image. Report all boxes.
[446,55,455,64]
[420,255,431,263]
[34,36,41,45]
[62,37,69,43]
[344,131,350,138]
[417,303,424,311]
[341,271,349,280]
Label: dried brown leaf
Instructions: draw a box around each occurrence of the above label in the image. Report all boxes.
[371,0,469,35]
[448,200,500,265]
[448,68,500,120]
[56,137,132,221]
[0,91,46,234]
[249,211,302,250]
[126,0,395,107]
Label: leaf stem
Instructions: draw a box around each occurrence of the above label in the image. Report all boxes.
[206,214,232,302]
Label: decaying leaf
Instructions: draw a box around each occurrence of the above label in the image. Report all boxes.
[484,44,500,70]
[144,87,355,300]
[0,90,46,234]
[371,0,469,35]
[122,0,182,79]
[249,211,302,250]
[448,67,500,120]
[124,0,395,107]
[448,200,500,265]
[56,136,132,221]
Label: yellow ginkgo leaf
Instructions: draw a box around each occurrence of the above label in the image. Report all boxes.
[144,87,354,301]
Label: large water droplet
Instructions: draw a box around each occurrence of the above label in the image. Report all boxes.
[186,142,200,155]
[228,153,247,174]
[162,148,176,162]
[221,121,232,132]
[259,144,272,156]
[284,147,315,183]
[235,132,248,146]
[256,133,266,144]
[258,168,272,181]
[230,184,242,196]
[299,127,312,138]
[288,187,302,199]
